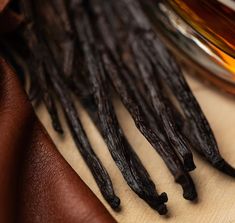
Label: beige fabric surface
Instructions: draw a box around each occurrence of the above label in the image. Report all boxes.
[37,74,235,223]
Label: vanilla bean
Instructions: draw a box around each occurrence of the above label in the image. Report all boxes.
[26,55,62,132]
[137,0,235,177]
[37,65,64,133]
[46,61,120,209]
[111,0,195,170]
[18,0,121,209]
[25,46,63,132]
[88,0,197,200]
[19,0,63,133]
[32,0,76,78]
[78,82,168,214]
[161,66,235,177]
[42,40,121,210]
[51,0,78,78]
[114,0,235,177]
[130,36,195,171]
[103,51,197,200]
[88,0,156,128]
[67,1,168,214]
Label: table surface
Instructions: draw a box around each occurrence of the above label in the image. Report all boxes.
[37,73,235,223]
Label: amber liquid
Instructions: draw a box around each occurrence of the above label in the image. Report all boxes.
[169,0,235,75]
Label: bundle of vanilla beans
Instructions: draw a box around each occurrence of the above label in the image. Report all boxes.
[1,0,235,215]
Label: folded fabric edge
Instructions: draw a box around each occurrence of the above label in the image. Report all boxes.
[0,58,117,222]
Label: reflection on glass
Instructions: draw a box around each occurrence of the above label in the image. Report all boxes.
[142,0,235,91]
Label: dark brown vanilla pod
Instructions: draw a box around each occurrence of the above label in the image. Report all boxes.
[19,0,63,133]
[80,90,169,215]
[108,1,195,171]
[139,0,235,178]
[33,0,77,78]
[18,0,120,209]
[129,35,195,171]
[76,72,169,215]
[158,63,235,176]
[36,67,64,133]
[114,0,235,177]
[46,61,120,210]
[69,2,168,214]
[35,0,166,213]
[161,72,235,177]
[0,58,117,223]
[87,0,197,201]
[102,51,197,201]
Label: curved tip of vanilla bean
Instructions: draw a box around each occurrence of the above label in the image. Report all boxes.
[52,121,64,134]
[214,159,235,178]
[176,174,197,201]
[157,192,168,215]
[184,154,196,172]
[159,192,168,203]
[146,192,168,215]
[107,196,121,209]
[157,204,168,215]
[183,187,197,201]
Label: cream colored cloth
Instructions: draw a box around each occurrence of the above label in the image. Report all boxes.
[37,74,235,223]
